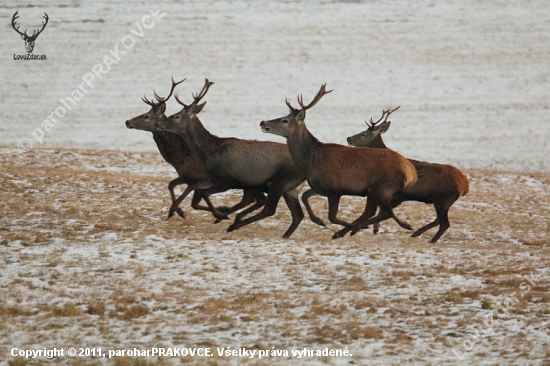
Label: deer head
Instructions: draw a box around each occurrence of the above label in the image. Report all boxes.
[155,79,214,135]
[12,11,49,54]
[260,84,332,138]
[346,106,400,147]
[125,77,185,132]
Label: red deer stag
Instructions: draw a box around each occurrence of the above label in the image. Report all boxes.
[346,107,469,243]
[154,79,306,238]
[260,85,418,239]
[125,77,266,222]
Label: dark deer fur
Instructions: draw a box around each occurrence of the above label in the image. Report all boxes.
[155,79,306,238]
[126,78,266,221]
[346,107,469,243]
[260,85,418,239]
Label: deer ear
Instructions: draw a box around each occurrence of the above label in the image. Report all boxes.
[379,121,391,133]
[192,102,206,115]
[296,109,306,123]
[158,103,166,114]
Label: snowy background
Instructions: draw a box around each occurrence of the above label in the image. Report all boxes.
[1,0,549,172]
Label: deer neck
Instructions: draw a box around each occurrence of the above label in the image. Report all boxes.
[152,131,193,166]
[181,115,219,163]
[371,135,387,149]
[286,124,323,173]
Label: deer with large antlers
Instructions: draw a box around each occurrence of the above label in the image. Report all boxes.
[260,85,418,239]
[346,107,469,243]
[154,79,306,238]
[12,11,48,53]
[126,78,266,222]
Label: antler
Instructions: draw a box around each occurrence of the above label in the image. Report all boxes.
[297,84,332,110]
[191,79,214,104]
[11,11,26,37]
[285,97,299,112]
[32,13,48,39]
[367,106,400,128]
[154,77,186,102]
[142,77,185,107]
[174,79,214,108]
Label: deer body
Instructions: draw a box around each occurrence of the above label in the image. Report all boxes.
[155,79,306,238]
[346,112,469,243]
[261,85,417,239]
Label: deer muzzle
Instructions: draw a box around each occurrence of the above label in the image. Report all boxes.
[259,121,270,133]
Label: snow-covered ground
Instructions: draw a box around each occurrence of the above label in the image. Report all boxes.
[1,149,549,365]
[1,0,549,171]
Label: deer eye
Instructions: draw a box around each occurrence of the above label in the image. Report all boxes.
[174,116,180,120]
[144,115,150,120]
[361,133,365,137]
[282,119,289,124]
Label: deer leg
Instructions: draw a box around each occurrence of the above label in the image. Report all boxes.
[225,190,263,215]
[195,184,238,223]
[168,179,214,219]
[327,196,356,240]
[348,196,379,236]
[190,190,211,212]
[351,188,412,232]
[301,189,326,227]
[226,187,284,235]
[411,218,439,238]
[233,191,267,224]
[413,198,455,243]
[281,188,305,239]
[168,177,187,219]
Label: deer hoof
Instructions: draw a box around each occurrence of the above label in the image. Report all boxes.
[226,225,237,233]
[312,218,326,227]
[216,206,232,215]
[402,223,413,231]
[167,210,175,219]
[176,209,186,219]
[331,231,345,240]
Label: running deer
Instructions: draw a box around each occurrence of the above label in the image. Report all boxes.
[154,79,306,238]
[125,77,266,222]
[260,84,418,239]
[346,107,469,242]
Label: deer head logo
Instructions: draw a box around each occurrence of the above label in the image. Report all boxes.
[12,11,49,54]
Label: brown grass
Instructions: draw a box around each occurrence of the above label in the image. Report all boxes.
[1,148,549,365]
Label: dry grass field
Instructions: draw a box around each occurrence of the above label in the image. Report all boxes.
[1,148,549,365]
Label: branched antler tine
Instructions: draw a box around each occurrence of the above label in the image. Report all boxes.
[285,97,298,111]
[192,79,214,104]
[380,105,401,124]
[165,77,185,101]
[174,90,189,107]
[36,13,48,36]
[153,77,186,102]
[297,84,332,110]
[11,11,25,36]
[370,110,388,127]
[141,95,155,106]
